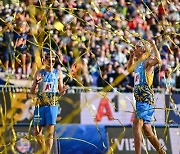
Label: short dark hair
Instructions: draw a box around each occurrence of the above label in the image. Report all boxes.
[45,52,56,59]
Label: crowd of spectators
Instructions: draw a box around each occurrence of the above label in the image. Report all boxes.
[0,0,179,92]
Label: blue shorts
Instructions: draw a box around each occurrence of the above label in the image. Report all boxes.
[33,105,58,126]
[134,102,154,124]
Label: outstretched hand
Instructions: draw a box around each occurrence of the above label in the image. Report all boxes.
[36,73,43,84]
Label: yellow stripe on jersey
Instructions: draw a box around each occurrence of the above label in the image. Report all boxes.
[145,71,154,87]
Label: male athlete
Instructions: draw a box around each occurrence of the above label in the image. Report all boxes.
[127,40,166,154]
[31,52,67,154]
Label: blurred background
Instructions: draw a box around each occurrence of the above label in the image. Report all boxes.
[0,0,179,154]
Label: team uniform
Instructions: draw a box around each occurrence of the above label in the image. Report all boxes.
[134,60,155,124]
[33,69,59,126]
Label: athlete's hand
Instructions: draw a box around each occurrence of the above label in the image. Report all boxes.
[36,73,43,84]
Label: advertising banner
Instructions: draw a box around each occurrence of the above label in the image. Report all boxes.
[59,94,80,124]
[0,91,11,111]
[169,128,180,154]
[81,93,165,125]
[165,94,180,125]
[10,93,35,124]
[0,125,35,154]
[0,92,11,125]
[1,126,57,154]
[10,126,35,154]
[106,126,171,154]
[0,93,80,124]
[56,124,108,154]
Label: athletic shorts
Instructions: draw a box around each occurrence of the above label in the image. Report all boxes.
[2,48,15,61]
[33,105,58,126]
[134,102,154,124]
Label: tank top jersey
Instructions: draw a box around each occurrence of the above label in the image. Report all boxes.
[37,69,59,105]
[134,61,155,104]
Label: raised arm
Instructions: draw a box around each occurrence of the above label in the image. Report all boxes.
[127,49,135,70]
[146,40,162,68]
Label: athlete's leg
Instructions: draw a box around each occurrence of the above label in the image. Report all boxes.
[46,125,55,154]
[45,105,58,154]
[34,125,46,153]
[33,106,46,153]
[143,124,166,154]
[133,118,144,154]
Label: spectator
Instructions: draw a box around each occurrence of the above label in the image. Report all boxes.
[123,72,134,92]
[14,30,28,79]
[160,67,176,94]
[176,70,180,88]
[153,66,161,89]
[97,66,108,87]
[27,27,37,78]
[80,59,93,86]
[1,23,15,75]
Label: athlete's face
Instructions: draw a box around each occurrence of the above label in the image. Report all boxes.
[134,45,145,58]
[45,57,56,67]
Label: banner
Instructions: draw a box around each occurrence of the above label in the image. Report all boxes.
[0,91,11,111]
[165,94,180,125]
[1,126,57,154]
[106,126,171,154]
[169,128,180,154]
[10,93,35,124]
[9,126,35,154]
[55,124,108,154]
[59,94,80,124]
[0,125,35,153]
[81,93,165,125]
[0,92,11,125]
[0,93,80,124]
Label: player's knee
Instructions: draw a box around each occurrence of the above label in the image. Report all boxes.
[133,118,140,126]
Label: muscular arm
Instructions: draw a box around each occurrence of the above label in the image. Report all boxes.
[58,70,63,92]
[145,40,162,74]
[146,40,162,68]
[30,71,39,94]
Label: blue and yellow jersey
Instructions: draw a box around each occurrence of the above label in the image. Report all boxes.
[134,61,155,104]
[37,69,59,105]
